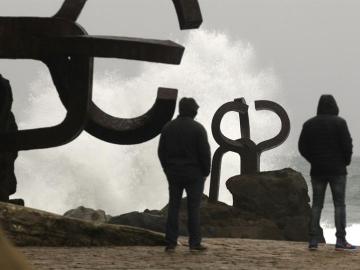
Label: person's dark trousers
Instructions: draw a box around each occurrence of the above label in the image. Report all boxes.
[309,175,347,241]
[165,175,205,247]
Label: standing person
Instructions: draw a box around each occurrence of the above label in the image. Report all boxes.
[298,94,355,251]
[158,97,211,252]
[0,74,18,203]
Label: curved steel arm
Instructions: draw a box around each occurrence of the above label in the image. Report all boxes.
[77,1,202,145]
[172,0,203,29]
[42,36,184,64]
[54,0,88,21]
[211,99,250,153]
[209,148,227,203]
[0,18,91,151]
[0,0,203,149]
[255,100,290,154]
[43,34,183,144]
[86,88,178,145]
[0,56,92,151]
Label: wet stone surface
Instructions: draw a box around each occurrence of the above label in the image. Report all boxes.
[20,238,360,270]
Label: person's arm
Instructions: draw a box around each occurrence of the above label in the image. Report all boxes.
[158,132,167,170]
[339,120,353,166]
[198,127,211,177]
[298,124,311,162]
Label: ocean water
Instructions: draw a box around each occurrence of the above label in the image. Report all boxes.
[280,155,360,245]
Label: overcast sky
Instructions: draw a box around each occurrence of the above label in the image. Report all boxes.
[1,0,359,213]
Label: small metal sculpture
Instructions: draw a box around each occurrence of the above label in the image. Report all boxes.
[0,0,203,151]
[209,98,290,202]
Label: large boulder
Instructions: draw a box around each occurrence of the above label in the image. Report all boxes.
[0,202,165,246]
[64,206,111,224]
[109,210,167,235]
[226,168,313,241]
[109,195,284,240]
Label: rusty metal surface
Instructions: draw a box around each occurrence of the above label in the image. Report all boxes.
[0,0,203,150]
[209,98,290,202]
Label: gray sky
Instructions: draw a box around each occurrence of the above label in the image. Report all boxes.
[1,1,360,213]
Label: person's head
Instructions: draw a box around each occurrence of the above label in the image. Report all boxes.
[179,97,199,118]
[317,94,339,116]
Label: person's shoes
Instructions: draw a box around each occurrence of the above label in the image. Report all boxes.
[335,239,357,251]
[189,244,207,252]
[308,239,318,251]
[164,244,176,252]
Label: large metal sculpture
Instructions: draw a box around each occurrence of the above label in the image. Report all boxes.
[0,0,203,151]
[209,98,290,202]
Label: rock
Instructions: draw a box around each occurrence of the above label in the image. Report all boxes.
[109,195,284,240]
[109,168,325,242]
[226,168,317,241]
[64,206,110,224]
[109,211,166,234]
[0,202,165,246]
[193,197,283,239]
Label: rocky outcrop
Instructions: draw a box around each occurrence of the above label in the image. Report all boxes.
[63,206,111,224]
[0,202,165,246]
[110,210,167,234]
[109,195,284,240]
[226,168,317,241]
[109,168,321,242]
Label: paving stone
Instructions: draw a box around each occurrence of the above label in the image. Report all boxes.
[19,238,360,270]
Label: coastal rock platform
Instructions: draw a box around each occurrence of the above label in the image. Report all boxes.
[21,238,359,270]
[0,202,165,246]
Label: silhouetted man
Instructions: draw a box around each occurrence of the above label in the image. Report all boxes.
[298,94,355,251]
[158,97,211,252]
[0,74,18,203]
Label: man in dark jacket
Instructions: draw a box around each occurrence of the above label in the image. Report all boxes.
[298,94,355,251]
[158,97,211,252]
[0,74,18,202]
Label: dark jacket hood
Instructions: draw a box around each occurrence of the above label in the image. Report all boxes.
[317,95,339,116]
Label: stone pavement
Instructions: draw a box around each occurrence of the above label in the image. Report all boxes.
[20,238,360,270]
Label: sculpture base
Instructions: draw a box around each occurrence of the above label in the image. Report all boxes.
[226,168,325,243]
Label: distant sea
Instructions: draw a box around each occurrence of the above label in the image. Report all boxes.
[283,156,360,244]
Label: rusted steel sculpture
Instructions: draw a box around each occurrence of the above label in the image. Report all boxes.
[209,98,290,202]
[0,0,203,151]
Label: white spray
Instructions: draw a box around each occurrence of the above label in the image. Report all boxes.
[14,29,285,215]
